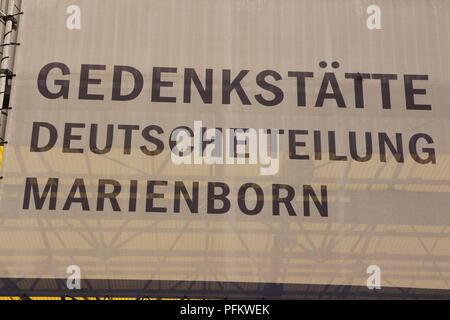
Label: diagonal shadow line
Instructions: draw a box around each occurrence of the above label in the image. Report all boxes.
[411,225,450,288]
[229,221,259,273]
[152,221,191,269]
[295,222,317,252]
[323,223,360,253]
[112,220,161,250]
[108,219,132,248]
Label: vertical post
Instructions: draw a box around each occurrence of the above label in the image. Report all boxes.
[0,0,20,142]
[0,1,8,42]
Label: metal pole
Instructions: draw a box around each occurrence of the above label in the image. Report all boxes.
[0,0,20,142]
[0,0,8,43]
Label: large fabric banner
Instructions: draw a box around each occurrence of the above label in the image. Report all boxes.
[0,0,449,290]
